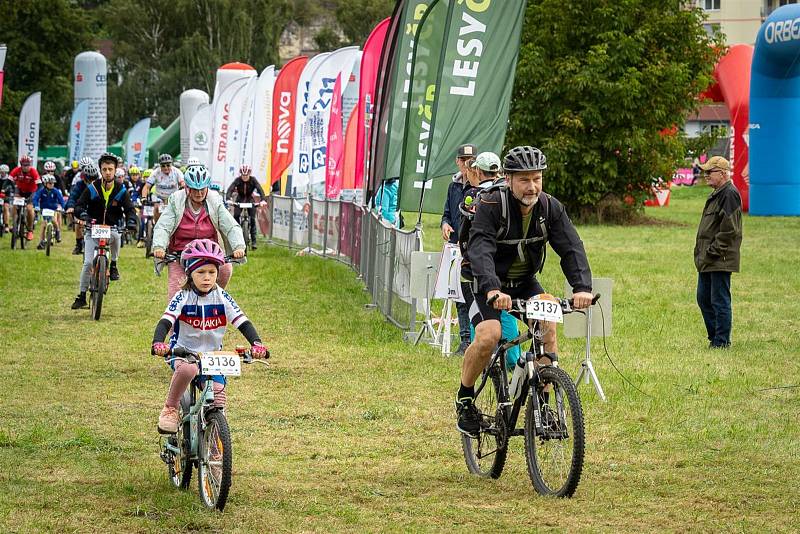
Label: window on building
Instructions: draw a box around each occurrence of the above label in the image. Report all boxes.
[704,0,721,10]
[703,23,722,38]
[780,1,798,7]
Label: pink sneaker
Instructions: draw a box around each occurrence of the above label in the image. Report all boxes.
[157,406,180,434]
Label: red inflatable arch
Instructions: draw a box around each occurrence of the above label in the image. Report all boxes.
[700,44,753,211]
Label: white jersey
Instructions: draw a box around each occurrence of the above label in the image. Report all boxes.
[162,287,248,352]
[147,167,184,200]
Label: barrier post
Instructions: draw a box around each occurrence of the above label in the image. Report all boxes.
[322,197,329,258]
[307,194,314,251]
[288,194,294,250]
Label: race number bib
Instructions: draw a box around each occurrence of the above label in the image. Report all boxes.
[526,295,564,323]
[200,352,241,376]
[0,198,4,205]
[13,197,26,206]
[42,208,55,218]
[238,202,253,209]
[91,225,112,239]
[143,205,155,217]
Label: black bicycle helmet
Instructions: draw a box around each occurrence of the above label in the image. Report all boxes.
[503,146,547,172]
[98,152,118,166]
[158,153,173,165]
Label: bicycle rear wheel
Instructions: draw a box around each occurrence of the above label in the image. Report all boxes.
[168,394,193,489]
[45,223,52,256]
[524,366,585,497]
[91,255,107,321]
[10,219,16,249]
[461,364,509,479]
[198,409,232,511]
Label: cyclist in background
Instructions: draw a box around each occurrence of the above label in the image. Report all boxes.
[65,159,98,255]
[142,154,184,223]
[64,160,80,186]
[42,161,66,197]
[10,154,41,241]
[71,153,136,309]
[1,164,13,233]
[33,174,66,248]
[226,165,265,250]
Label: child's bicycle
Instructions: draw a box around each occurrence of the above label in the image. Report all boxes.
[141,198,159,258]
[158,345,269,511]
[461,293,599,498]
[38,208,61,256]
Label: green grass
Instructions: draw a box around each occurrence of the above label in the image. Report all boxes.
[1,185,798,532]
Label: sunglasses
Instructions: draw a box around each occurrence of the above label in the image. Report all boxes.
[160,164,171,168]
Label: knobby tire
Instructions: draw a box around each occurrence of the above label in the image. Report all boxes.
[91,255,107,321]
[198,410,232,511]
[461,364,509,479]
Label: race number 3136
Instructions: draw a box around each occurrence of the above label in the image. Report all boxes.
[200,353,241,376]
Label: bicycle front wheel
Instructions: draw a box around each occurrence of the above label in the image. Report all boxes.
[145,220,153,258]
[240,217,250,248]
[524,366,585,497]
[91,255,107,321]
[461,364,509,479]
[45,223,52,256]
[198,410,232,511]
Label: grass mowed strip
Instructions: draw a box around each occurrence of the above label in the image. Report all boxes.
[1,186,798,532]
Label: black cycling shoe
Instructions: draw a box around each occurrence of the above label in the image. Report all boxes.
[36,240,46,250]
[109,262,120,281]
[72,243,82,255]
[71,294,88,309]
[250,240,258,250]
[455,397,481,437]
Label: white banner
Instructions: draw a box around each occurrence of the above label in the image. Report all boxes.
[189,103,212,167]
[239,77,259,173]
[18,92,41,163]
[125,117,151,168]
[251,66,275,185]
[306,47,361,195]
[224,78,255,189]
[180,89,209,158]
[290,52,330,193]
[210,78,249,189]
[342,55,361,134]
[68,99,90,163]
[74,51,107,161]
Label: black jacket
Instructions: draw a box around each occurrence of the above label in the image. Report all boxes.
[226,177,266,202]
[462,189,592,295]
[694,180,742,273]
[441,172,469,244]
[75,179,136,228]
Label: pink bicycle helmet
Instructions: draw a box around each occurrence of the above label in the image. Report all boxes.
[181,239,225,274]
[239,164,252,176]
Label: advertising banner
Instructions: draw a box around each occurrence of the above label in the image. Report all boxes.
[356,18,390,189]
[0,44,6,107]
[125,117,151,168]
[189,103,212,166]
[251,66,275,186]
[325,75,344,199]
[291,52,330,194]
[306,47,361,196]
[18,92,41,163]
[74,51,107,161]
[224,78,255,189]
[239,77,259,172]
[180,89,210,158]
[210,77,249,189]
[271,57,307,191]
[68,99,90,163]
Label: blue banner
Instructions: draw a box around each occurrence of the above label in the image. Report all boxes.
[125,117,151,168]
[68,100,90,163]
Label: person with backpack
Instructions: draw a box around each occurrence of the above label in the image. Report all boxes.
[455,146,594,437]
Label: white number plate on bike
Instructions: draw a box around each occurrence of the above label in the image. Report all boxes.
[143,205,155,216]
[13,197,26,206]
[200,352,241,376]
[238,202,253,209]
[526,296,564,323]
[42,208,55,218]
[91,225,112,239]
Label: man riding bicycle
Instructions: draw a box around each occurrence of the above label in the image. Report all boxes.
[142,154,184,223]
[455,146,594,437]
[10,154,42,241]
[65,157,98,254]
[71,153,137,309]
[226,165,265,250]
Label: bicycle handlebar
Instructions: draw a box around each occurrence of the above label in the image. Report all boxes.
[155,345,268,364]
[487,293,601,314]
[153,253,246,276]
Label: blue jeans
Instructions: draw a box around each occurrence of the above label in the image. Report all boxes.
[455,300,471,343]
[696,271,732,347]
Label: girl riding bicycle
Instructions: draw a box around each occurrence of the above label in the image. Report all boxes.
[151,238,267,434]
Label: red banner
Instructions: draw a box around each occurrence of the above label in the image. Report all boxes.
[270,56,308,188]
[355,18,390,190]
[325,74,345,199]
[342,100,360,190]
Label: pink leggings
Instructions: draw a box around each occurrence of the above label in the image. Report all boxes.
[167,261,232,300]
[165,359,226,409]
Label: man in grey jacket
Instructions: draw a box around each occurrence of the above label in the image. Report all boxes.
[694,156,743,349]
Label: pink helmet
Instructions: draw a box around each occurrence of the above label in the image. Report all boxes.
[239,164,252,176]
[181,239,225,273]
[19,154,32,165]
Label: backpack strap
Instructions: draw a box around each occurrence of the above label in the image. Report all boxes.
[88,183,99,200]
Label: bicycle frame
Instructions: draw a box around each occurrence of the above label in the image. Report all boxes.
[161,360,217,461]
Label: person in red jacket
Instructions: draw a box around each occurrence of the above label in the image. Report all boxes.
[10,154,41,240]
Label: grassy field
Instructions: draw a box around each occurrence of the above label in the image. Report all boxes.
[1,185,798,532]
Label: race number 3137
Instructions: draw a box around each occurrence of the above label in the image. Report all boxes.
[526,296,563,323]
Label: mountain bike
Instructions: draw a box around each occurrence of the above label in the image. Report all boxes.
[10,196,28,250]
[141,199,158,258]
[85,221,115,321]
[39,208,60,256]
[158,346,269,511]
[231,201,254,247]
[462,293,599,498]
[0,193,6,238]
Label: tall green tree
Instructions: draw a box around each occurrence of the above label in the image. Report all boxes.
[0,1,94,163]
[313,0,393,51]
[507,0,723,219]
